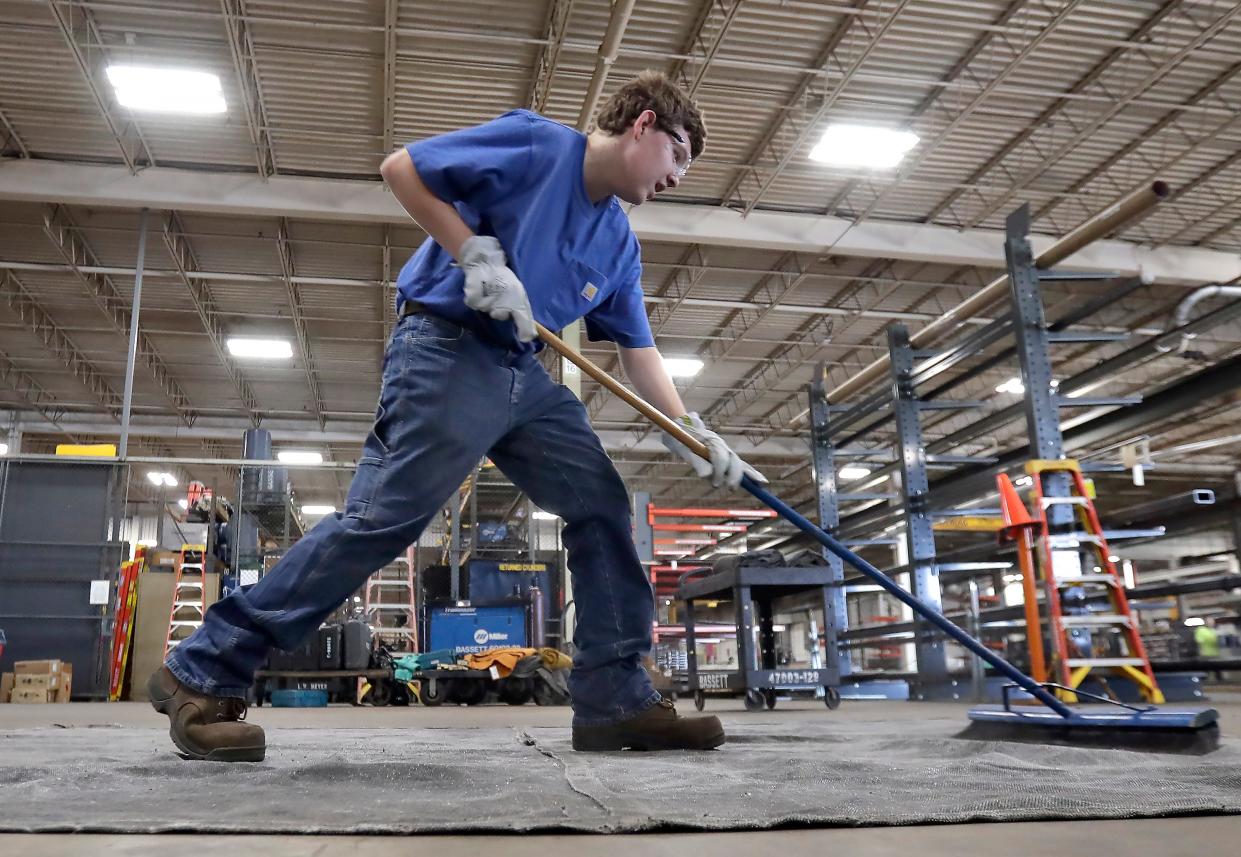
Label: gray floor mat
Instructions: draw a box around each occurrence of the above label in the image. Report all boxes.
[2,719,1239,833]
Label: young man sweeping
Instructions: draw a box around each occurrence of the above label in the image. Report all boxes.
[148,70,764,760]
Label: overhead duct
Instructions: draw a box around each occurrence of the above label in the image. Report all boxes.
[1157,283,1241,356]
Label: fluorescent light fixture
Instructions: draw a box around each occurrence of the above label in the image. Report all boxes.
[663,357,704,378]
[0,442,7,455]
[995,377,1025,395]
[147,471,177,487]
[137,538,159,547]
[1185,617,1205,627]
[839,465,872,481]
[532,510,559,521]
[105,64,226,114]
[177,498,189,510]
[227,338,293,359]
[809,123,919,169]
[278,450,323,465]
[301,504,336,516]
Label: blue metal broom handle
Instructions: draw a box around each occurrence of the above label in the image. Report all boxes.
[741,475,1074,718]
[532,321,1072,718]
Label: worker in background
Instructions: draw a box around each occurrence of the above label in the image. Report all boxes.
[1194,617,1221,659]
[147,71,763,761]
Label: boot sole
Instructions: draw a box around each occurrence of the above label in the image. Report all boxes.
[572,729,726,752]
[148,672,266,763]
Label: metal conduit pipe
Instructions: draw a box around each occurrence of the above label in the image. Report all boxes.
[1157,283,1241,355]
[1108,489,1217,526]
[575,0,638,131]
[790,181,1170,423]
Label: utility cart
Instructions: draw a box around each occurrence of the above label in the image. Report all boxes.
[253,668,393,705]
[676,564,842,711]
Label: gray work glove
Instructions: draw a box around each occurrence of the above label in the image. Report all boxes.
[459,235,536,342]
[661,412,768,490]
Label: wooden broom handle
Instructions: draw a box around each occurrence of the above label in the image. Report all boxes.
[535,322,711,461]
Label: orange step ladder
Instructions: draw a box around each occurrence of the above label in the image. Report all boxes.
[1019,460,1164,704]
[163,544,207,658]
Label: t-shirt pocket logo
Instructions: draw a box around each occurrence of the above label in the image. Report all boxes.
[570,258,608,306]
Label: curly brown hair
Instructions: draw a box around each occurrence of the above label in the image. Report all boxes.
[594,70,706,159]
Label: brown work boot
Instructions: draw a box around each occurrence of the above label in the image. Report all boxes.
[572,697,725,751]
[147,666,265,762]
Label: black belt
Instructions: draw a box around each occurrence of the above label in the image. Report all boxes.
[398,300,429,319]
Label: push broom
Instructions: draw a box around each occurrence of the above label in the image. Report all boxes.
[537,322,1221,755]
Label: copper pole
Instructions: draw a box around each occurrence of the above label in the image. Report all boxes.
[819,181,1170,408]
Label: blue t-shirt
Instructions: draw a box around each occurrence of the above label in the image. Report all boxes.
[395,109,652,353]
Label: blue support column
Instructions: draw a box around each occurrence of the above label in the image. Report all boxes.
[888,324,948,683]
[1004,206,1073,530]
[808,365,850,678]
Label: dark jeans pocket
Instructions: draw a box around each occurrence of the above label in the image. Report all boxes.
[344,456,385,521]
[411,314,466,342]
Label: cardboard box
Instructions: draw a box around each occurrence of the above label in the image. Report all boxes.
[16,673,63,690]
[148,550,179,570]
[9,663,72,701]
[55,666,73,703]
[0,672,13,703]
[11,687,52,704]
[14,659,63,675]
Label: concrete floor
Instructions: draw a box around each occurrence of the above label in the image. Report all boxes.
[4,694,1240,855]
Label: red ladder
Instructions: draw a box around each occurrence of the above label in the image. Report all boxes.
[108,546,146,701]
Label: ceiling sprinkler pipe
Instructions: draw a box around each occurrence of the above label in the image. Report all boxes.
[575,0,638,131]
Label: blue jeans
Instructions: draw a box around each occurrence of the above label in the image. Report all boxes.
[166,312,661,725]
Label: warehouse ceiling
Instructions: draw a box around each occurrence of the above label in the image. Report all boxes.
[2,0,1241,550]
